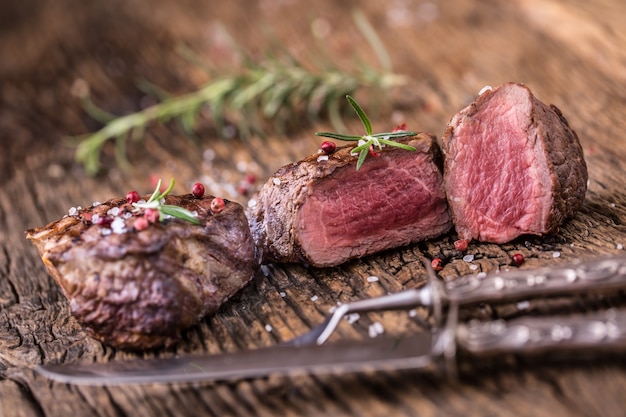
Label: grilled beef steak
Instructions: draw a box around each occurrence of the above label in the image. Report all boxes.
[247,133,452,267]
[442,82,587,243]
[26,194,259,350]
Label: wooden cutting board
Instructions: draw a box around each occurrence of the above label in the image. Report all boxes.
[2,0,626,416]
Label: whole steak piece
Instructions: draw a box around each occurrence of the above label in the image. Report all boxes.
[442,82,588,243]
[26,194,259,350]
[247,133,452,267]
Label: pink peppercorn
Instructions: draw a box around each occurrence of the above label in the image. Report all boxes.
[392,123,408,132]
[144,208,160,223]
[126,190,140,204]
[321,141,337,154]
[454,239,469,252]
[431,258,444,271]
[134,217,149,231]
[368,145,381,157]
[237,182,249,196]
[192,182,205,198]
[512,253,525,266]
[210,197,226,213]
[95,215,113,226]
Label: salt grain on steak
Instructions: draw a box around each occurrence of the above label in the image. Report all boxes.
[442,82,587,243]
[247,133,452,267]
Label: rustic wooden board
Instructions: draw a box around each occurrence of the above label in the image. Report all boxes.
[2,0,626,416]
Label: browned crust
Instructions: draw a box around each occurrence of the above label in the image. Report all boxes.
[26,194,259,349]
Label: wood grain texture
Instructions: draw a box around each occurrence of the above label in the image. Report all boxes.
[2,0,626,416]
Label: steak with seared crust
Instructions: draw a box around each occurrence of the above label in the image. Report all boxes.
[247,133,452,267]
[26,194,259,350]
[442,82,587,243]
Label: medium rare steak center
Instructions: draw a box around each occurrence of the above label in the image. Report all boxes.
[442,82,588,243]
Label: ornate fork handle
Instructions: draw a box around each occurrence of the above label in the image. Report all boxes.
[457,309,626,356]
[444,256,626,305]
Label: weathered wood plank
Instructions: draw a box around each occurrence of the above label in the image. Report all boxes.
[2,0,626,416]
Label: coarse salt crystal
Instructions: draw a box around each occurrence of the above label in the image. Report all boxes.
[92,201,101,207]
[617,243,624,250]
[236,161,248,172]
[260,265,271,277]
[111,217,127,234]
[273,178,281,186]
[367,276,379,283]
[368,322,384,338]
[517,300,530,310]
[310,295,319,302]
[279,291,286,298]
[101,228,112,236]
[408,309,417,318]
[368,325,378,338]
[610,203,616,207]
[264,324,273,332]
[203,148,216,162]
[123,212,133,219]
[478,85,493,95]
[107,207,120,217]
[317,155,329,163]
[553,251,561,258]
[346,313,360,324]
[469,264,478,270]
[463,254,474,262]
[68,207,78,216]
[247,199,257,208]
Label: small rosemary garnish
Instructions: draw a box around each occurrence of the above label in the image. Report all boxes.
[315,95,417,170]
[133,178,200,225]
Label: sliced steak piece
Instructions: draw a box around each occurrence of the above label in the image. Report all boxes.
[442,82,588,243]
[26,194,259,350]
[247,133,452,267]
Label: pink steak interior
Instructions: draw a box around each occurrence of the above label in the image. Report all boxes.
[447,85,552,242]
[295,151,450,266]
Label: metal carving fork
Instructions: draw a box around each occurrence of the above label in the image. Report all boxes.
[286,255,626,346]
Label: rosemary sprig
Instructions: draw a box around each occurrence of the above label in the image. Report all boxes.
[133,178,200,225]
[74,12,406,175]
[316,95,417,170]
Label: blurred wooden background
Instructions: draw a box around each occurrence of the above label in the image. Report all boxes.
[2,0,626,416]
